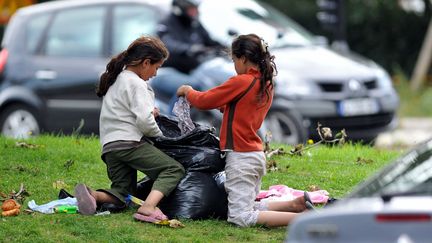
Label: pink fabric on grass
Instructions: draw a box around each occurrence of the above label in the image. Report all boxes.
[256,185,329,204]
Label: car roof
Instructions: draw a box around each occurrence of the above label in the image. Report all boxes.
[15,0,171,16]
[2,0,172,47]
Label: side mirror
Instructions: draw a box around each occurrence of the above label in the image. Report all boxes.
[313,35,329,47]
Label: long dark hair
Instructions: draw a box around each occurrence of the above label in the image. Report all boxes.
[231,34,277,104]
[96,36,169,97]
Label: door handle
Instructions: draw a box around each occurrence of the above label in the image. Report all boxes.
[35,70,57,80]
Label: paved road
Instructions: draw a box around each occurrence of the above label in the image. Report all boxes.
[375,117,432,149]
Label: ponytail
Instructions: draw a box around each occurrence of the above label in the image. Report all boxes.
[96,52,127,97]
[231,34,277,105]
[258,45,277,104]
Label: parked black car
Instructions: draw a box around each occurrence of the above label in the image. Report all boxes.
[0,0,169,138]
[0,0,399,144]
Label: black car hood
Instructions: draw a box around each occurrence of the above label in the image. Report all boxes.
[273,46,378,81]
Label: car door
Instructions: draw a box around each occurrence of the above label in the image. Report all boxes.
[29,5,108,135]
[27,2,163,135]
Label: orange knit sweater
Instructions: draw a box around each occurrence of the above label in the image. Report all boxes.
[186,68,273,152]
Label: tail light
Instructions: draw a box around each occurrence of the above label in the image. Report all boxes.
[376,214,431,222]
[0,48,9,73]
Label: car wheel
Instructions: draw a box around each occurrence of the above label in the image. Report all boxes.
[264,111,307,145]
[0,105,41,139]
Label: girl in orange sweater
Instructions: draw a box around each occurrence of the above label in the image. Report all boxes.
[177,34,309,227]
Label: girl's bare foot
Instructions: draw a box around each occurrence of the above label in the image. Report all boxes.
[137,204,167,220]
[291,196,308,212]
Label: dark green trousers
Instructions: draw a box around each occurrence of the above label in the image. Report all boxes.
[101,142,185,204]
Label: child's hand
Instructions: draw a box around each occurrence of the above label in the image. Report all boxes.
[153,107,160,117]
[176,85,193,97]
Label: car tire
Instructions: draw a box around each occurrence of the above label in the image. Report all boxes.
[264,110,307,145]
[0,104,41,139]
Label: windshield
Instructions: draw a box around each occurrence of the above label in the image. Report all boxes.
[199,0,314,48]
[348,140,432,198]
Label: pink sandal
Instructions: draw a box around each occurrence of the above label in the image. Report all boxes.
[75,184,97,215]
[133,210,168,223]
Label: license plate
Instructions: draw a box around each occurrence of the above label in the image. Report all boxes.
[338,98,379,116]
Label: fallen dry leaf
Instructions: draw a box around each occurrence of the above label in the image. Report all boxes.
[23,209,35,215]
[63,160,74,170]
[15,142,43,149]
[356,157,374,164]
[308,185,321,191]
[52,180,67,189]
[266,159,279,172]
[152,219,185,228]
[169,219,185,228]
[290,144,304,156]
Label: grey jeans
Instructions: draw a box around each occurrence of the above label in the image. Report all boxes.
[224,151,267,227]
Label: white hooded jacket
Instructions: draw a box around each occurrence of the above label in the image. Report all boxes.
[99,70,162,146]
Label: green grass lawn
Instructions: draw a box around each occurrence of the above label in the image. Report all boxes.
[393,73,432,117]
[0,135,402,242]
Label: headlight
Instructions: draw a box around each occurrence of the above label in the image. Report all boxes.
[375,67,394,90]
[274,71,316,97]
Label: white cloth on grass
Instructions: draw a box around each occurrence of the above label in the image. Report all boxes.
[28,197,77,214]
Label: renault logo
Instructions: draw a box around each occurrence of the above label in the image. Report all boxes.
[348,79,361,91]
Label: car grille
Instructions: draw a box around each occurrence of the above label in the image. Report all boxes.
[318,83,343,92]
[364,79,377,89]
[318,79,378,93]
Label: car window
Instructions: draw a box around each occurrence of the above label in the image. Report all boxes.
[45,6,105,57]
[112,5,159,55]
[26,14,51,53]
[200,0,314,48]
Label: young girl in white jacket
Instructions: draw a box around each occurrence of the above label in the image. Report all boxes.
[75,36,185,223]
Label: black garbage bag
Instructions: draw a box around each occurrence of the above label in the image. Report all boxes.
[136,115,228,219]
[157,144,225,172]
[135,176,153,201]
[150,114,225,173]
[153,114,220,148]
[136,172,228,220]
[211,171,228,219]
[213,171,226,190]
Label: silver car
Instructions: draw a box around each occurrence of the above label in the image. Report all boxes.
[199,0,399,144]
[286,139,432,243]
